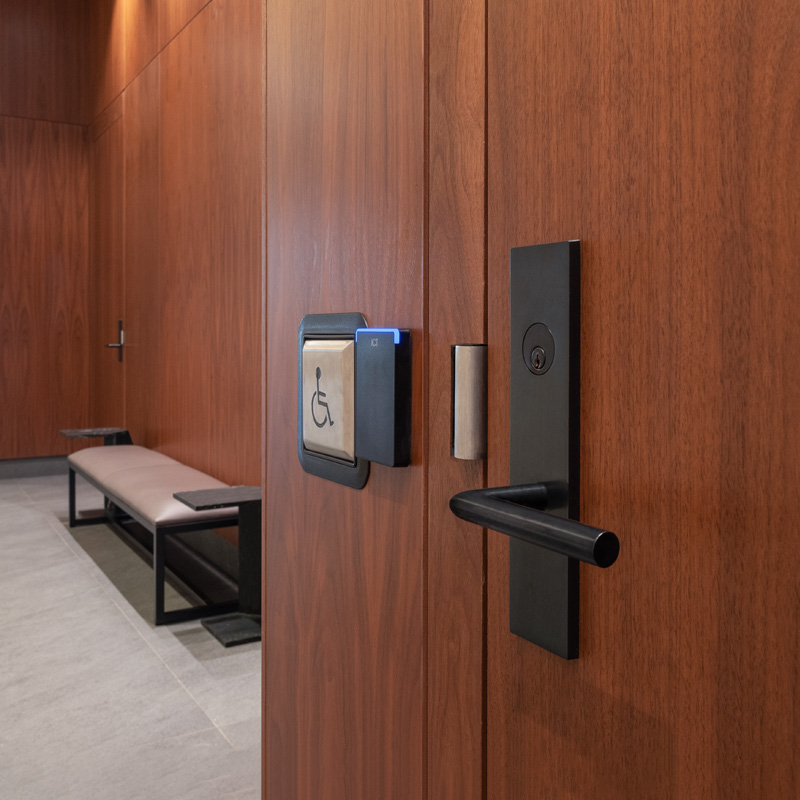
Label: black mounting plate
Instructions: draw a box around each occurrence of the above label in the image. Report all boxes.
[509,241,581,658]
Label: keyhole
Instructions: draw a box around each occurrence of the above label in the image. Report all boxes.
[522,323,554,375]
[531,346,546,372]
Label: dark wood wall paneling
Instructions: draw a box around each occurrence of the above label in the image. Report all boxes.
[89,0,127,121]
[157,0,261,484]
[159,0,213,51]
[427,0,486,797]
[0,0,88,125]
[124,0,159,85]
[89,0,211,119]
[264,0,425,796]
[487,0,799,797]
[84,0,262,487]
[0,1,260,469]
[0,118,90,458]
[0,0,90,459]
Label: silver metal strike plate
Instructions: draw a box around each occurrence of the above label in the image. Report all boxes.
[452,345,487,461]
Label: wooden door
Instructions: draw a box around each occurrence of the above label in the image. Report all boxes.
[88,97,126,430]
[485,0,799,798]
[264,0,798,796]
[266,0,493,792]
[264,0,425,797]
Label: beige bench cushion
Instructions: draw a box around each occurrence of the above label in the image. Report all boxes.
[103,464,230,527]
[69,446,231,528]
[68,445,175,482]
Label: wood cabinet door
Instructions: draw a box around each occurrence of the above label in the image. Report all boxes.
[485,0,799,797]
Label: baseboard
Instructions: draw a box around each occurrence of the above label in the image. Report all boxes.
[0,456,68,479]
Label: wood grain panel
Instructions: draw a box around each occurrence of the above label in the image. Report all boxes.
[88,100,126,429]
[158,0,261,486]
[264,0,425,796]
[0,117,89,458]
[487,0,799,797]
[0,0,88,124]
[123,59,160,449]
[89,92,123,142]
[427,0,486,797]
[159,0,212,51]
[89,0,127,120]
[124,0,160,87]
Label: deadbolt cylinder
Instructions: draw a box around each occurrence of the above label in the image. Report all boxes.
[522,323,555,375]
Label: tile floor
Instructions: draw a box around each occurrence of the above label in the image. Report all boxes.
[0,472,261,800]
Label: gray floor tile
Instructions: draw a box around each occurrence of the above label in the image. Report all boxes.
[66,524,193,624]
[0,483,30,503]
[219,716,262,751]
[218,789,263,800]
[0,473,261,800]
[5,726,259,800]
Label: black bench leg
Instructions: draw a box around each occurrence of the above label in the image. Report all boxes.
[67,468,110,528]
[155,527,166,626]
[153,525,239,627]
[68,468,77,527]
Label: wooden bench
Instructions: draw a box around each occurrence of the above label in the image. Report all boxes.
[68,445,240,625]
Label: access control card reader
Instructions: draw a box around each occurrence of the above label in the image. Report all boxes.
[354,328,411,467]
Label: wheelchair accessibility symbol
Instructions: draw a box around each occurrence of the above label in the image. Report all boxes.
[311,366,334,428]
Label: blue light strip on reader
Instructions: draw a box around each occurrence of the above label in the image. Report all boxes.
[355,328,401,344]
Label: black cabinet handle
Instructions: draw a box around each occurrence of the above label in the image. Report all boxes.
[449,483,619,568]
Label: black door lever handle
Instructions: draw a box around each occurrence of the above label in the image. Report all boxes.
[105,320,125,362]
[449,483,619,568]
